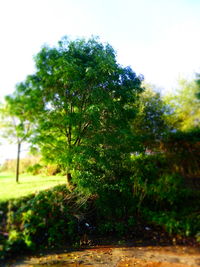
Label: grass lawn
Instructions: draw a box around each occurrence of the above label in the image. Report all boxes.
[0,172,66,202]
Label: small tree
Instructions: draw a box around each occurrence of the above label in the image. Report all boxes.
[0,97,32,182]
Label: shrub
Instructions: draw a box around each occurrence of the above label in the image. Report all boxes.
[26,163,43,175]
[1,151,199,260]
[162,129,200,178]
[143,209,200,237]
[44,164,61,176]
[130,154,187,210]
[4,185,80,256]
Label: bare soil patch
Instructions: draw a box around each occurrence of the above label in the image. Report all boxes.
[4,244,200,267]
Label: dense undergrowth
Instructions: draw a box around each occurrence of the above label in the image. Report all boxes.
[0,154,200,261]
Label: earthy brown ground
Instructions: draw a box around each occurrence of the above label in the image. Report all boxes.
[4,244,200,267]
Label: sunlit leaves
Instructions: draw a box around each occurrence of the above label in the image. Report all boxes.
[7,36,143,191]
[164,78,200,131]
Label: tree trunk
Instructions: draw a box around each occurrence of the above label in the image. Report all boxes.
[16,142,21,183]
[66,172,74,191]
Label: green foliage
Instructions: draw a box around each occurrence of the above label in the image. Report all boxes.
[0,99,32,142]
[130,153,200,238]
[130,154,186,209]
[4,185,78,255]
[1,38,200,260]
[195,73,200,99]
[27,163,61,176]
[94,186,136,235]
[143,209,200,237]
[26,163,43,175]
[1,156,62,176]
[0,172,199,259]
[9,36,143,190]
[73,155,133,195]
[161,128,200,178]
[164,78,200,131]
[0,96,34,182]
[132,85,172,151]
[1,156,40,173]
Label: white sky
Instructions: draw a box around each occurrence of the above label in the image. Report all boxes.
[0,0,200,162]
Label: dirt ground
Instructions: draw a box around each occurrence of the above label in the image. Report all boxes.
[4,244,200,267]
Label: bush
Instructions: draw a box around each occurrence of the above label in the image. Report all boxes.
[1,152,199,260]
[27,163,61,176]
[94,188,136,236]
[129,154,200,238]
[162,129,200,178]
[130,154,187,210]
[143,209,200,237]
[3,185,80,257]
[44,164,61,176]
[26,163,43,175]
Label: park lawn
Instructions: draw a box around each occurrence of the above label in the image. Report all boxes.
[0,172,66,202]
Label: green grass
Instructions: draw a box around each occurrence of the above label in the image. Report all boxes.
[0,172,66,201]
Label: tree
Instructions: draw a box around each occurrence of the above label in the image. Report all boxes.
[10,37,143,191]
[132,85,172,152]
[161,77,200,178]
[195,73,200,100]
[164,78,200,131]
[0,97,32,182]
[161,128,200,178]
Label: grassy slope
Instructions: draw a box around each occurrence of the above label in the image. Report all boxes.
[0,172,66,201]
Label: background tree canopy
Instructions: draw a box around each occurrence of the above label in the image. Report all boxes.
[132,85,172,152]
[9,37,143,191]
[164,78,200,131]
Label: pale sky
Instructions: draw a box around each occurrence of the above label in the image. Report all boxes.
[0,0,200,162]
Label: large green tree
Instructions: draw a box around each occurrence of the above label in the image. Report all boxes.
[10,37,143,191]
